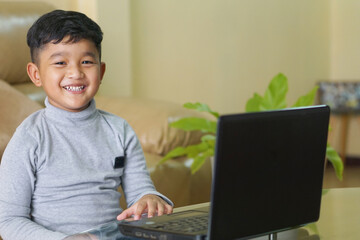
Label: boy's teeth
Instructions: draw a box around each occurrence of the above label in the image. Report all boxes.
[64,86,85,91]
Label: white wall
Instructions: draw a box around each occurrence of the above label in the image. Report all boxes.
[96,0,133,97]
[130,0,330,114]
[330,0,360,79]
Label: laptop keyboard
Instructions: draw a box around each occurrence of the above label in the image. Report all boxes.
[150,215,208,233]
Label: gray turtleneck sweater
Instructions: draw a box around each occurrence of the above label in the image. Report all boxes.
[0,98,172,240]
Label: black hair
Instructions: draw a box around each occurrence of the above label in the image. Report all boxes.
[27,10,103,64]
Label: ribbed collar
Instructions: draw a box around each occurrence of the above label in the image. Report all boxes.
[43,97,98,127]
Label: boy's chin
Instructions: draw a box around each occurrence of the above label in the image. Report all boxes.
[67,102,92,112]
[49,99,92,112]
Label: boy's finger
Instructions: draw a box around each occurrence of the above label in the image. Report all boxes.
[117,209,133,220]
[134,202,147,220]
[165,204,173,214]
[156,203,165,216]
[146,200,157,218]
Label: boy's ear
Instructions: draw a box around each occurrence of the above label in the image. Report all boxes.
[27,62,42,87]
[100,62,106,82]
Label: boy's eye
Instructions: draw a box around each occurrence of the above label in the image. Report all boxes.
[55,62,66,65]
[82,60,94,64]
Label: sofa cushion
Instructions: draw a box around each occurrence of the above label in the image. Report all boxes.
[0,79,42,157]
[95,96,212,156]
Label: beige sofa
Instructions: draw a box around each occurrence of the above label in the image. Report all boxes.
[0,2,212,209]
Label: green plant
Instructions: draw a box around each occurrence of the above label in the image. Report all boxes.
[159,73,344,180]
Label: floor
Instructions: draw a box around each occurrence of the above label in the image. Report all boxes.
[323,163,360,189]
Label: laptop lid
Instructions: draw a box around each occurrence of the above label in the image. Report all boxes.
[208,105,330,240]
[117,105,330,240]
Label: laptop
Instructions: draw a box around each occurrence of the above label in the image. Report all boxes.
[117,105,330,240]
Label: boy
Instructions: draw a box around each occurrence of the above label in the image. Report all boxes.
[0,10,173,240]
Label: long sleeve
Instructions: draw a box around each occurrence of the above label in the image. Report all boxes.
[0,127,68,240]
[119,121,173,207]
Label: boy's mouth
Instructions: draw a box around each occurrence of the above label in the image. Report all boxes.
[63,85,86,92]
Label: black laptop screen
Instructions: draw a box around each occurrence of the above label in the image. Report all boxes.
[209,106,329,240]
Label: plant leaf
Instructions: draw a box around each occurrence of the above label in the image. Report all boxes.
[183,102,220,118]
[201,134,216,149]
[159,141,214,174]
[170,117,217,133]
[191,148,214,174]
[326,144,343,181]
[201,134,216,142]
[185,142,210,158]
[292,86,319,107]
[245,93,263,112]
[261,73,288,110]
[158,147,187,165]
[158,142,210,165]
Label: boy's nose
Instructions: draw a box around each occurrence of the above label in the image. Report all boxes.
[66,66,84,79]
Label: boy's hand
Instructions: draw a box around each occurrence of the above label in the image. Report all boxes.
[117,194,173,221]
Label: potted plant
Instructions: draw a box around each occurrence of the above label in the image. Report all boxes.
[159,73,343,180]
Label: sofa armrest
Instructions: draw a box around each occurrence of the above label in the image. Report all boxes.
[0,79,42,157]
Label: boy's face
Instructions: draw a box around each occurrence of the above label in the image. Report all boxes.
[27,37,106,112]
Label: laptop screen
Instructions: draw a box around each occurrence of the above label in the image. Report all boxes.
[209,106,330,240]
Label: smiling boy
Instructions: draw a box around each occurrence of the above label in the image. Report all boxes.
[0,10,172,240]
[28,36,105,112]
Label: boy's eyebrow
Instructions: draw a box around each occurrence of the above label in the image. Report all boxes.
[49,52,66,59]
[83,52,97,59]
[49,51,97,59]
